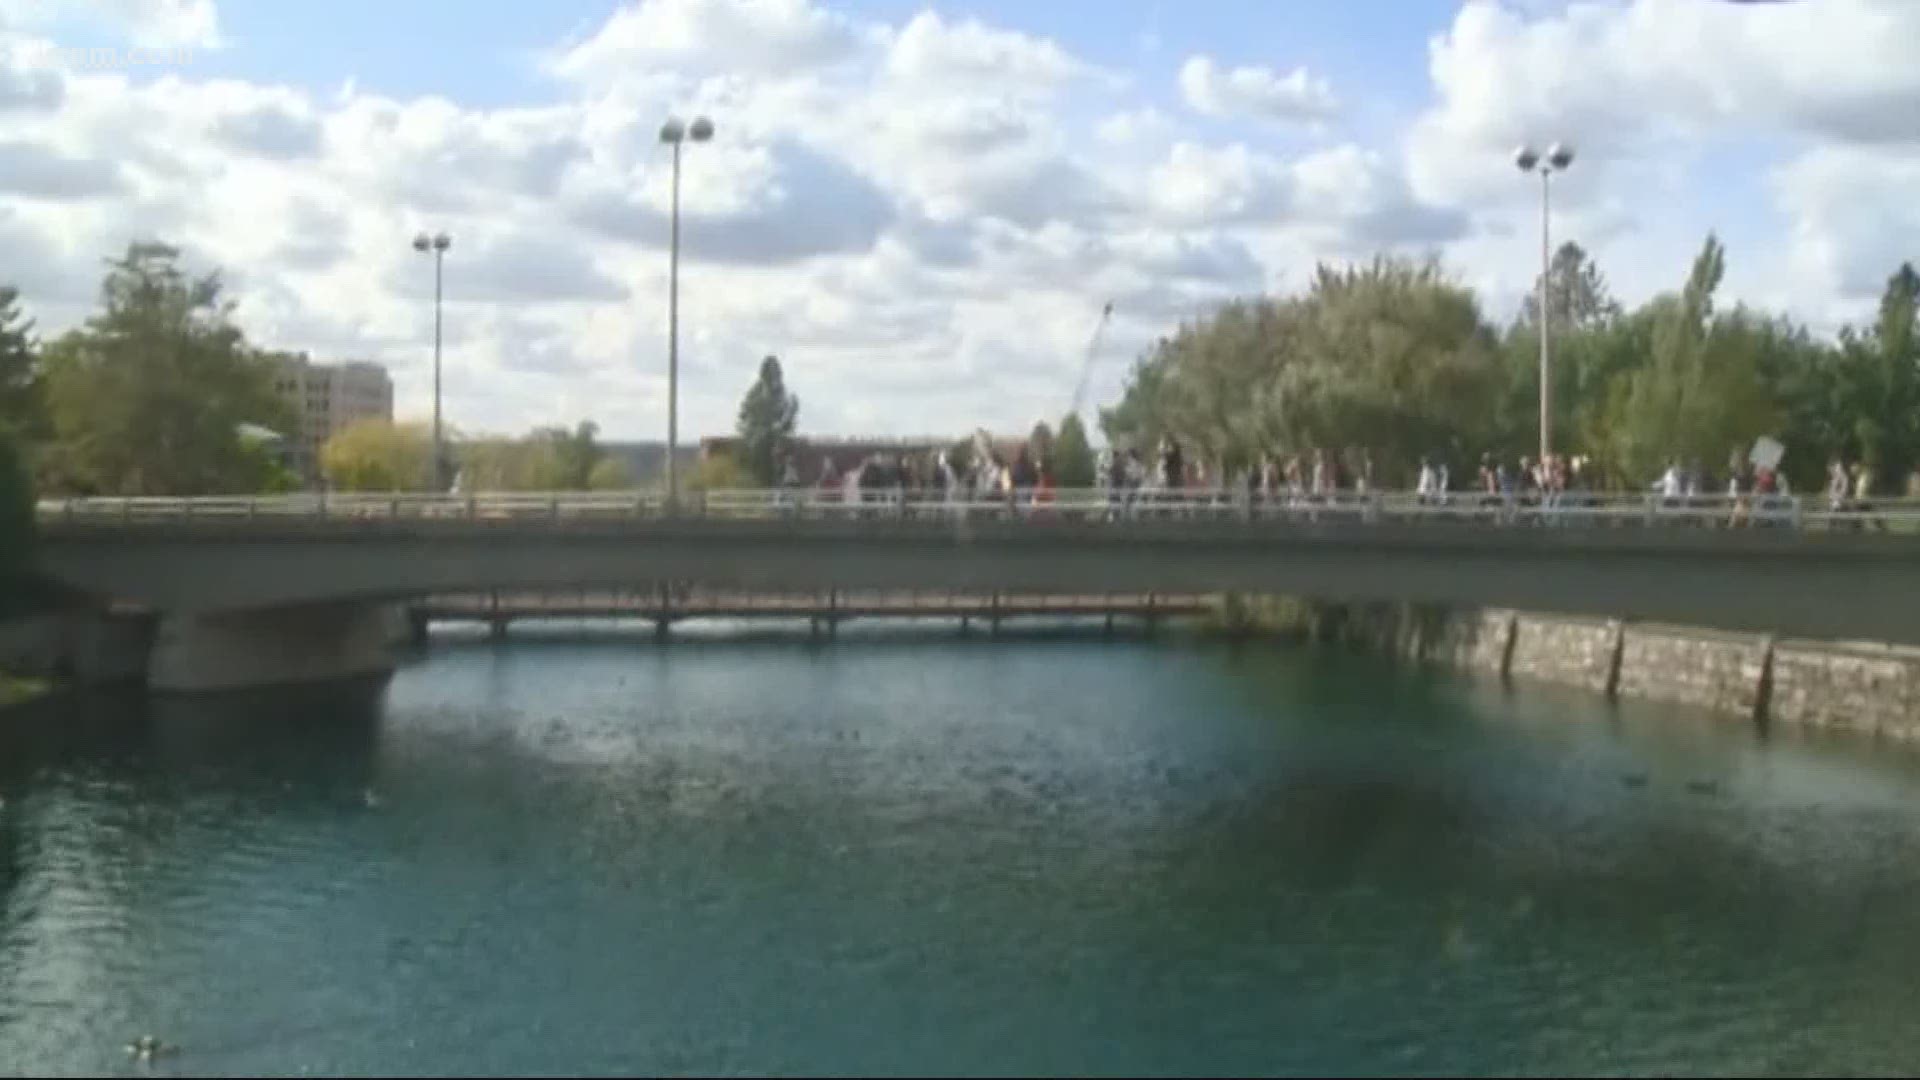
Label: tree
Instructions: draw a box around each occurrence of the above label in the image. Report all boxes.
[1493,243,1636,461]
[1812,263,1920,486]
[1520,241,1622,330]
[1052,414,1095,487]
[321,419,432,491]
[0,286,39,438]
[0,425,32,585]
[1028,421,1054,467]
[458,429,585,491]
[587,456,635,490]
[690,451,749,492]
[1594,236,1779,484]
[538,420,602,490]
[1104,257,1502,485]
[37,243,293,495]
[735,355,799,486]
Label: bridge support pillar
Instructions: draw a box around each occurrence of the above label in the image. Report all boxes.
[654,617,671,642]
[488,616,508,642]
[407,608,431,647]
[959,615,970,637]
[148,602,401,694]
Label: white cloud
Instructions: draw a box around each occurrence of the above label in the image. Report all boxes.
[1408,0,1920,207]
[0,139,125,197]
[549,0,863,80]
[0,0,222,48]
[1178,55,1337,124]
[1096,107,1169,147]
[884,10,1093,98]
[1771,145,1920,304]
[1147,142,1290,226]
[1382,0,1920,346]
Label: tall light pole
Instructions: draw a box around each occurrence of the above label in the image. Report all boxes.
[659,114,713,510]
[1514,143,1573,462]
[412,231,452,489]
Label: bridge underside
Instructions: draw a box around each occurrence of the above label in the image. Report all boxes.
[35,517,1920,678]
[147,603,407,693]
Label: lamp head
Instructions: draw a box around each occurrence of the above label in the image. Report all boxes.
[659,117,686,143]
[412,233,431,252]
[1513,145,1541,172]
[433,233,451,252]
[1546,143,1575,170]
[689,116,714,142]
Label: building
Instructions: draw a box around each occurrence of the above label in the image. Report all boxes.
[271,354,394,487]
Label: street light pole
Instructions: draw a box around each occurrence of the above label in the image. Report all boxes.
[413,231,452,489]
[659,115,713,511]
[1514,143,1573,463]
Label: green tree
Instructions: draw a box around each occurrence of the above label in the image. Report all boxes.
[0,425,33,586]
[1521,241,1623,330]
[1494,243,1637,461]
[690,451,749,492]
[1594,236,1780,484]
[587,455,634,490]
[1052,414,1095,487]
[735,355,799,486]
[0,286,39,438]
[945,435,976,477]
[538,420,602,490]
[1028,420,1054,467]
[456,432,572,490]
[1104,257,1502,484]
[37,243,292,495]
[1820,263,1919,487]
[321,419,432,491]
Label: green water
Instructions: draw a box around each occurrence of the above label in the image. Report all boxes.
[4,626,1920,1076]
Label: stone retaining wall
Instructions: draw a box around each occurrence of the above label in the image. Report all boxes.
[1769,641,1920,740]
[1382,604,1920,735]
[1613,624,1769,718]
[1509,615,1620,695]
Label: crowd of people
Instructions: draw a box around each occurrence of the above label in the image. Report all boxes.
[771,430,1920,521]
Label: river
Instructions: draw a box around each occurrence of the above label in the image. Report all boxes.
[4,623,1920,1076]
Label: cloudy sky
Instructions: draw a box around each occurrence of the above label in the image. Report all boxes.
[1,0,1915,441]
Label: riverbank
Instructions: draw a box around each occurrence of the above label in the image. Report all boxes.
[0,672,49,708]
[1204,596,1920,739]
[0,609,153,708]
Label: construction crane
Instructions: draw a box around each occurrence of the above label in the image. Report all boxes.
[1067,300,1114,421]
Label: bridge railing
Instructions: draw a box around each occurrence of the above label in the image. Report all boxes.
[33,489,1920,532]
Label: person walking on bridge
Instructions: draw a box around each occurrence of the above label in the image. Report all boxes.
[1826,457,1850,513]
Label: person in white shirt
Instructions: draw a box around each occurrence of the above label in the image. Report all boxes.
[1658,461,1684,500]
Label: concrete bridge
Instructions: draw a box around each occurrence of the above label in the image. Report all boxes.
[30,489,1920,691]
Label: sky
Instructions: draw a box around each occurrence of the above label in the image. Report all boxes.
[0,0,1916,442]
